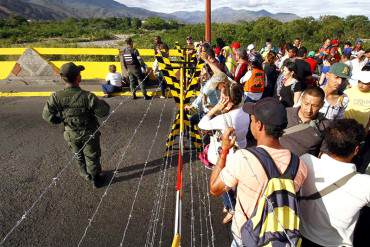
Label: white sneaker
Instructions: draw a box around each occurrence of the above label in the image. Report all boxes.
[160,96,165,99]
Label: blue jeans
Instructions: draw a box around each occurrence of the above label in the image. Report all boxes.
[157,72,167,96]
[244,95,257,103]
[127,68,147,95]
[231,239,240,247]
[231,233,243,247]
[102,84,121,94]
[222,189,236,212]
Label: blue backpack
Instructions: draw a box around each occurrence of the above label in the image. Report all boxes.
[239,147,302,247]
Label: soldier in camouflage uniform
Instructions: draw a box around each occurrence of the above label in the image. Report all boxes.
[42,62,110,188]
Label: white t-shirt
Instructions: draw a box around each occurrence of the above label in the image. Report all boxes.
[299,154,370,247]
[279,54,289,69]
[351,58,368,75]
[105,72,122,87]
[240,71,263,101]
[198,107,250,149]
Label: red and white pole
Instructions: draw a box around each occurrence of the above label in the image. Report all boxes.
[171,48,186,247]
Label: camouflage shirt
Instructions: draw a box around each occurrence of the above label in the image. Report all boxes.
[42,87,110,133]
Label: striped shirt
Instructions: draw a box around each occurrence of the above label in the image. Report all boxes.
[319,94,349,120]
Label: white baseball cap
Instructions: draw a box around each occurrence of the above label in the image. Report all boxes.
[247,44,255,51]
[354,71,370,84]
[357,50,366,58]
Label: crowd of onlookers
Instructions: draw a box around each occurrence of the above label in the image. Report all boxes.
[99,35,369,246]
[183,37,369,246]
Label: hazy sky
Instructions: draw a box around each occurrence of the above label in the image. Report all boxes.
[116,0,370,18]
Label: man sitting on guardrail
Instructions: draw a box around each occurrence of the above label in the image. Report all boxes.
[102,64,123,98]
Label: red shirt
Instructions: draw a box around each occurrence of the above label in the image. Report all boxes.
[234,62,249,83]
[306,58,318,73]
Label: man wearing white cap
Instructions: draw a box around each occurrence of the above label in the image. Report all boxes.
[344,71,370,129]
[345,71,370,175]
[246,44,255,55]
[351,50,369,75]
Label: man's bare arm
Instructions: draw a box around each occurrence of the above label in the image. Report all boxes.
[209,127,236,196]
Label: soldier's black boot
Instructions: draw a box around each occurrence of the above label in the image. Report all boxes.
[91,171,104,188]
[91,177,99,188]
[132,91,137,100]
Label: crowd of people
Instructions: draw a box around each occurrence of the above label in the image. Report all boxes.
[185,37,369,246]
[46,35,370,245]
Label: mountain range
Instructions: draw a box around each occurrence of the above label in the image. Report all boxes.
[172,7,299,23]
[0,0,300,23]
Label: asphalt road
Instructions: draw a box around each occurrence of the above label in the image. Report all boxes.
[0,95,232,247]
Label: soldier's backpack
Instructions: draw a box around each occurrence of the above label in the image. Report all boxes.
[239,147,302,247]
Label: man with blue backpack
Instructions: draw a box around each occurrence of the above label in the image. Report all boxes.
[210,97,308,247]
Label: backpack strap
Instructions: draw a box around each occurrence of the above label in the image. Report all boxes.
[283,122,311,136]
[299,171,357,200]
[239,148,300,220]
[248,147,300,180]
[281,152,300,180]
[247,147,280,179]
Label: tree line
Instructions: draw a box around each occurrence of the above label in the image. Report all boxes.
[0,15,369,51]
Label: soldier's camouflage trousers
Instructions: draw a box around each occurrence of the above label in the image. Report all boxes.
[63,130,102,179]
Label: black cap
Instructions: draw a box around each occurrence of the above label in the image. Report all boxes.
[60,62,85,83]
[242,97,287,126]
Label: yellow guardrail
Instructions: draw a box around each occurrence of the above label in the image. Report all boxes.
[0,61,16,80]
[0,48,182,56]
[0,48,181,79]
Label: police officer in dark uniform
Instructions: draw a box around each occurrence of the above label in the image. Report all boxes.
[42,62,110,188]
[121,38,151,100]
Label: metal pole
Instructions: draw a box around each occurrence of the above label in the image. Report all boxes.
[205,0,211,42]
[171,47,186,247]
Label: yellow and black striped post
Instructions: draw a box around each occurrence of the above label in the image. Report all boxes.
[155,43,203,247]
[156,48,202,156]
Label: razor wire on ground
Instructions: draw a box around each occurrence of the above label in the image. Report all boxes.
[144,108,177,247]
[156,46,220,247]
[118,96,169,247]
[77,82,164,247]
[0,73,153,246]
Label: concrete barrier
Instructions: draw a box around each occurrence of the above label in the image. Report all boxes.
[7,48,61,85]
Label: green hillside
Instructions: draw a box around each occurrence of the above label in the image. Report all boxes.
[0,15,369,50]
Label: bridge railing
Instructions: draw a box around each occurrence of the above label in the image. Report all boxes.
[0,48,183,80]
